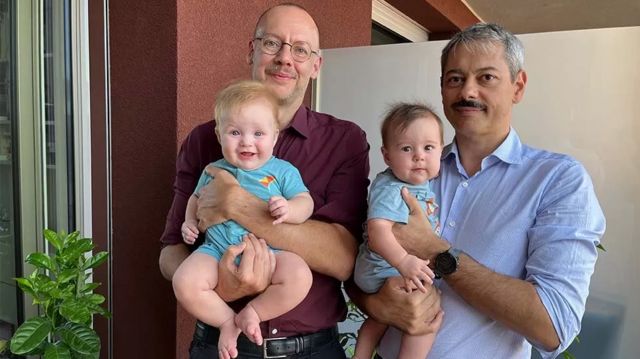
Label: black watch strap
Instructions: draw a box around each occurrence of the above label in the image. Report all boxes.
[434,247,462,279]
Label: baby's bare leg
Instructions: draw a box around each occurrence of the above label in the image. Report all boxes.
[236,251,312,345]
[173,252,240,359]
[398,332,436,359]
[353,317,388,359]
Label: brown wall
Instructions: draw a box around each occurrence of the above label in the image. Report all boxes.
[88,1,109,358]
[176,0,372,141]
[105,1,371,358]
[108,0,178,358]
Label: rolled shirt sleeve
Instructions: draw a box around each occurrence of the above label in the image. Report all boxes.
[526,162,606,358]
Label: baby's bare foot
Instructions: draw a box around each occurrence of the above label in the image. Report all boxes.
[235,304,263,345]
[218,317,241,359]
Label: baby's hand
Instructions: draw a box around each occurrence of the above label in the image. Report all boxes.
[397,254,434,293]
[268,196,290,225]
[181,219,199,245]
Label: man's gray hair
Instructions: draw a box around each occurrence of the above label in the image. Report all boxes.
[441,23,524,81]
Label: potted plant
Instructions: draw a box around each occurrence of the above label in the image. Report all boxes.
[6,229,110,358]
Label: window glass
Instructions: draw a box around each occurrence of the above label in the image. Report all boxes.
[43,0,74,232]
[0,0,17,341]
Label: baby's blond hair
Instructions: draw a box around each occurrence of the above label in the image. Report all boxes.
[214,80,279,133]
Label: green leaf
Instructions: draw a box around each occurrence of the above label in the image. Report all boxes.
[44,342,72,359]
[58,323,100,355]
[33,275,56,295]
[61,239,94,263]
[57,268,77,284]
[15,277,36,297]
[93,305,112,319]
[65,231,80,245]
[82,252,108,270]
[81,283,101,293]
[597,243,606,251]
[86,294,105,305]
[9,317,51,354]
[44,229,63,252]
[26,252,56,271]
[60,299,92,324]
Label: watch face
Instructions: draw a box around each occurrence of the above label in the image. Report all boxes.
[436,251,458,275]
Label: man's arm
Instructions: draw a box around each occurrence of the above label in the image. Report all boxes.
[159,243,190,281]
[345,277,443,335]
[159,121,218,281]
[393,188,560,350]
[444,253,559,350]
[197,170,357,281]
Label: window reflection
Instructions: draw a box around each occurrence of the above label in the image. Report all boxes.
[0,0,17,340]
[43,0,74,233]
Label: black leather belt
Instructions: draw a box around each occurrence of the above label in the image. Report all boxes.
[194,320,339,358]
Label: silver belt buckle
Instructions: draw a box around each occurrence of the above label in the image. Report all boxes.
[263,336,287,358]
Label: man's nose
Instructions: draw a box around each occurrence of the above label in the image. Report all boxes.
[274,43,294,65]
[460,78,479,99]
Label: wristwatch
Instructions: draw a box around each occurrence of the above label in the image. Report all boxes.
[434,247,462,279]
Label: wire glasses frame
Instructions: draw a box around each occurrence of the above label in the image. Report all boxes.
[253,36,320,62]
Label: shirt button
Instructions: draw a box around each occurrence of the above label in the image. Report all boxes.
[272,329,278,335]
[449,221,456,227]
[462,182,469,188]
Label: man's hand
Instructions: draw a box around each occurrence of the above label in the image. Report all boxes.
[196,170,243,231]
[393,187,448,261]
[215,233,276,302]
[371,276,443,335]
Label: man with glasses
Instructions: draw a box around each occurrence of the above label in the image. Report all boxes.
[159,3,400,358]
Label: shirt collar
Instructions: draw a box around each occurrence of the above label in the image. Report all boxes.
[442,127,524,166]
[491,128,523,165]
[283,106,310,139]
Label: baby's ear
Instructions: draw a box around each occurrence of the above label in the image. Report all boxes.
[381,146,391,166]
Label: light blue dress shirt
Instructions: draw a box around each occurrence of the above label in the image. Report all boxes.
[377,129,605,359]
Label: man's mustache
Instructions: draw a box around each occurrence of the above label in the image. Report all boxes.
[453,99,487,110]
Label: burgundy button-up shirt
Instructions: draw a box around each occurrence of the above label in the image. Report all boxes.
[161,106,370,336]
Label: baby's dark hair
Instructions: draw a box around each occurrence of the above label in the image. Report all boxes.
[380,102,444,147]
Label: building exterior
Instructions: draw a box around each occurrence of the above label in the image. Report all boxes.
[0,1,474,357]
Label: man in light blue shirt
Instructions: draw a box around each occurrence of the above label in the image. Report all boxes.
[361,23,605,359]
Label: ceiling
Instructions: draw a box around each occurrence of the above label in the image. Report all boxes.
[463,0,640,34]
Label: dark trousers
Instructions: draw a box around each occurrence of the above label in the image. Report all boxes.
[189,323,347,359]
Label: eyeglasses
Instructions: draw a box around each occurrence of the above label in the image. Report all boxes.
[253,36,319,62]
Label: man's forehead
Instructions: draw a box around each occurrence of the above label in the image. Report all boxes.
[444,42,507,69]
[255,6,319,44]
